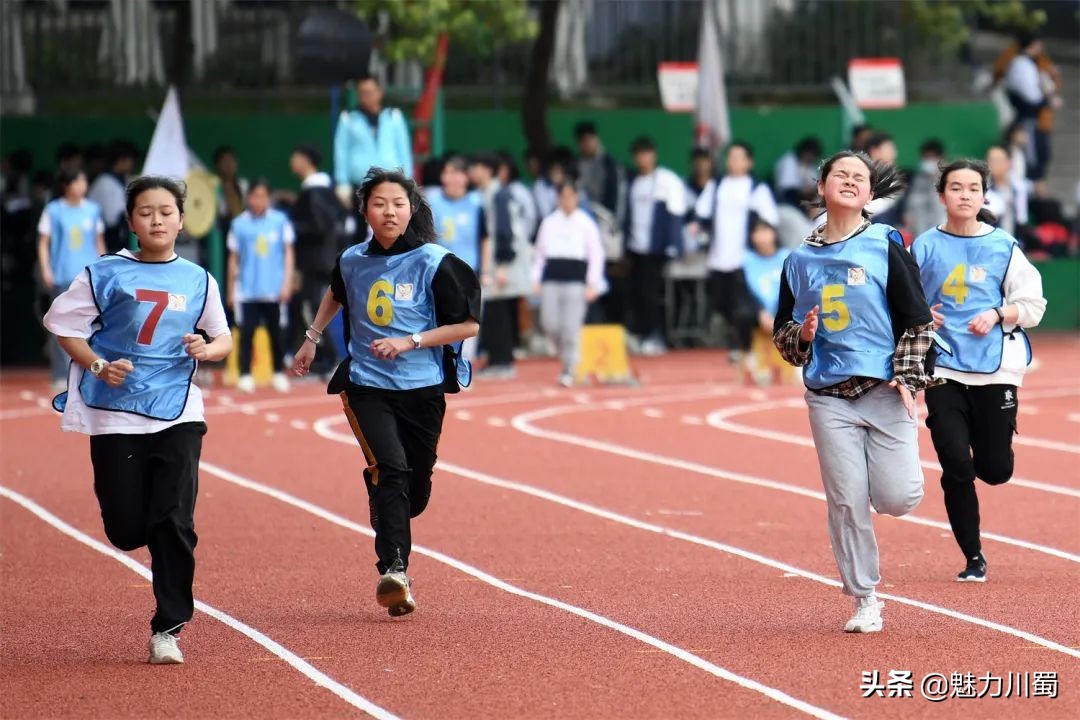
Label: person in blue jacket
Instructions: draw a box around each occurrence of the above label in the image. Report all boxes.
[333,74,413,207]
[912,158,1046,583]
[292,168,480,617]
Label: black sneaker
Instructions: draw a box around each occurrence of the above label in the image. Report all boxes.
[956,553,987,583]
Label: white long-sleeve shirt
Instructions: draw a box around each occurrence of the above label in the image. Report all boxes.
[934,238,1046,388]
[1004,54,1044,105]
[694,175,779,272]
[531,208,605,290]
[43,250,231,435]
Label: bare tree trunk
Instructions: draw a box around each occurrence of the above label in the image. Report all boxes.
[171,0,194,90]
[522,0,561,155]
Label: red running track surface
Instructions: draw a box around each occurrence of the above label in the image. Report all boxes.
[2,335,1077,719]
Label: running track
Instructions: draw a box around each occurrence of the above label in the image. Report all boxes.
[2,335,1077,719]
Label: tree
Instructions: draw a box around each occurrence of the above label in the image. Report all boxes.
[906,0,1046,52]
[355,0,536,63]
[521,0,561,155]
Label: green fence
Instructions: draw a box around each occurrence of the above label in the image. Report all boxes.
[2,102,1001,190]
[2,101,1075,368]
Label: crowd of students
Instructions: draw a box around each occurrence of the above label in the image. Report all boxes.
[3,110,1076,389]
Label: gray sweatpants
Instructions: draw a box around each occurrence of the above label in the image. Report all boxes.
[805,383,925,598]
[540,282,588,373]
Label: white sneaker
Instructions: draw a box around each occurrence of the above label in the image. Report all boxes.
[271,372,290,392]
[236,375,256,393]
[558,372,574,388]
[844,596,884,633]
[148,632,184,664]
[640,339,667,357]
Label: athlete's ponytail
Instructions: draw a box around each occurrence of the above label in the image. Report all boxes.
[936,158,998,225]
[806,150,906,220]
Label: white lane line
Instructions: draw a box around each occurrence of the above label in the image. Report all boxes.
[290,420,309,431]
[19,391,36,401]
[485,417,508,428]
[1067,413,1080,424]
[510,401,1080,564]
[198,459,845,720]
[681,416,704,425]
[705,398,1080,500]
[0,406,53,420]
[265,413,281,423]
[642,408,665,418]
[1022,387,1080,400]
[1013,435,1080,454]
[454,411,473,421]
[310,417,1080,660]
[0,485,399,720]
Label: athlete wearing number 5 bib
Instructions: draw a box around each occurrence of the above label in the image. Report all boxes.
[43,177,234,665]
[912,159,1046,584]
[292,168,481,617]
[774,151,933,635]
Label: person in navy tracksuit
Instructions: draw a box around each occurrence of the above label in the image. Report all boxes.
[623,136,685,355]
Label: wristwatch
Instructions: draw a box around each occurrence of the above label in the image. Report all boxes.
[89,358,107,376]
[411,333,423,350]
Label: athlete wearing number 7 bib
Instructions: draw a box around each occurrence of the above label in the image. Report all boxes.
[911,159,1046,584]
[43,176,234,665]
[291,168,480,617]
[773,151,933,634]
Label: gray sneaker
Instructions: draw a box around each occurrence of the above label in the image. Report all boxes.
[148,632,184,664]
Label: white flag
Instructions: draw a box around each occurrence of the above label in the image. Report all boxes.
[142,86,190,179]
[695,0,730,151]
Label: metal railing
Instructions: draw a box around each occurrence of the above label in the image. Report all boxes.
[8,0,980,106]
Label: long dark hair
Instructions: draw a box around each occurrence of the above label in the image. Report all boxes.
[356,167,436,243]
[936,158,997,225]
[807,150,905,219]
[125,175,186,216]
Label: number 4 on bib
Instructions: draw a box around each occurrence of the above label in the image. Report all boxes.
[941,264,968,305]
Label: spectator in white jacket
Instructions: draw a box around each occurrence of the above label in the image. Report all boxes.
[532,182,606,386]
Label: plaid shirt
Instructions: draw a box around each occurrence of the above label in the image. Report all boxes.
[774,321,935,399]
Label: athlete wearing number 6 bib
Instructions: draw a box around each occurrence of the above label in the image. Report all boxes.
[43,177,233,665]
[911,159,1046,584]
[291,168,480,617]
[773,151,933,634]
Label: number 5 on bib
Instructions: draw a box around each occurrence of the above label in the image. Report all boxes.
[821,284,851,332]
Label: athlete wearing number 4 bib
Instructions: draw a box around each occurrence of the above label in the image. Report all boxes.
[292,168,480,617]
[774,151,933,634]
[911,159,1046,584]
[44,177,233,665]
